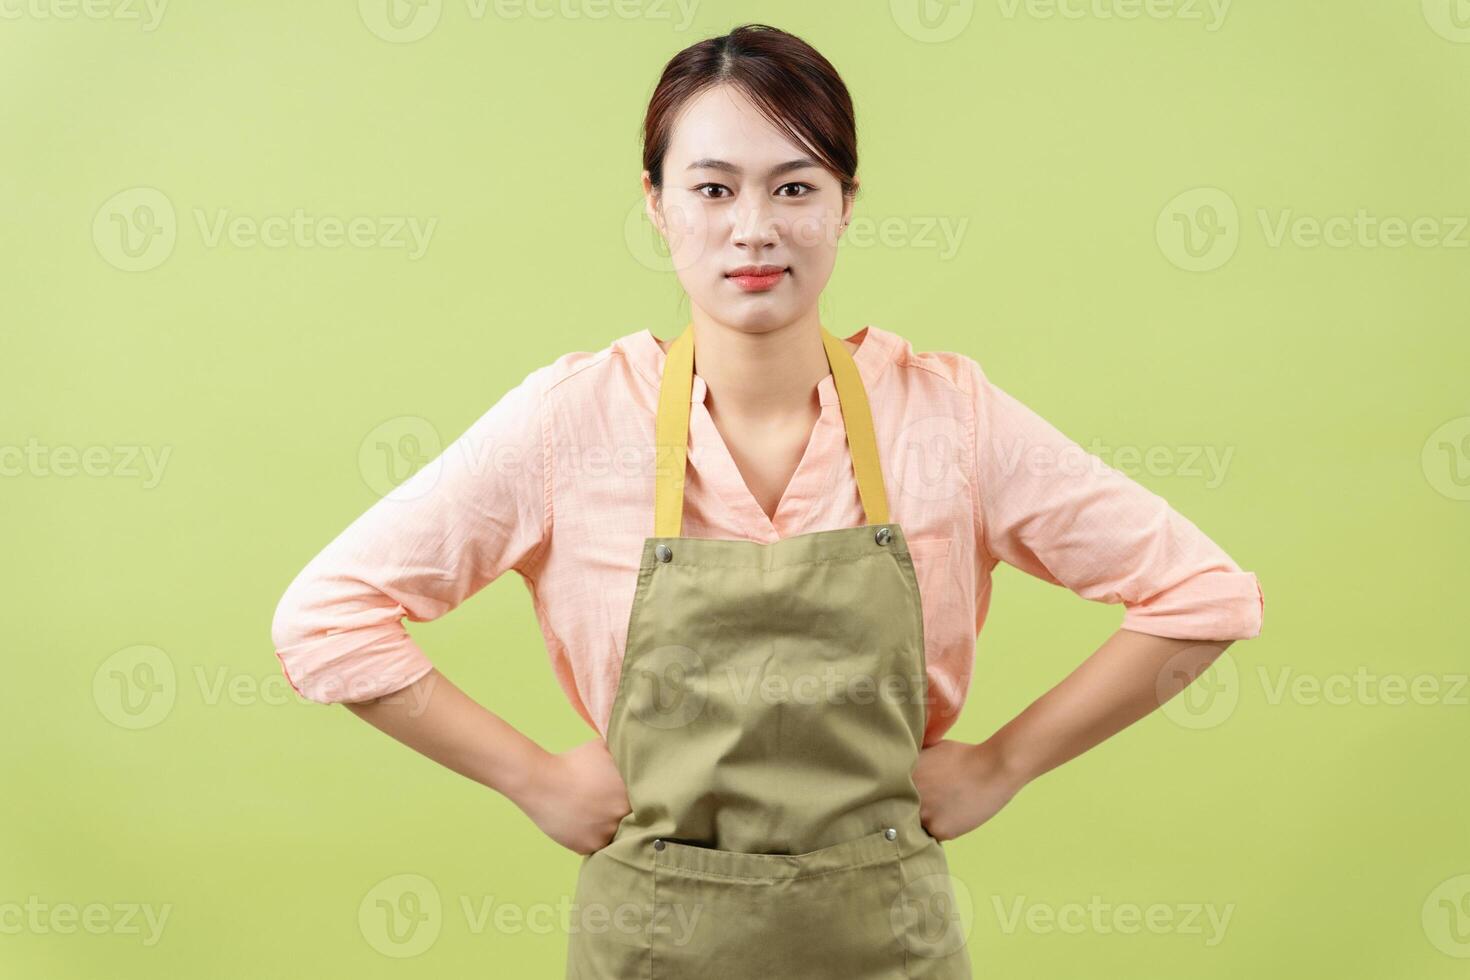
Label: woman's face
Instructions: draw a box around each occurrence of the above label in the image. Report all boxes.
[643,83,856,334]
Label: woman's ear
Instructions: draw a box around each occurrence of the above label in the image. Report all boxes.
[641,171,664,236]
[840,176,860,234]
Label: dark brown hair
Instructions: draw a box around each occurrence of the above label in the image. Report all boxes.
[641,23,859,199]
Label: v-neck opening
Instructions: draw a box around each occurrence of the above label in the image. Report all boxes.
[636,325,887,543]
[692,396,836,541]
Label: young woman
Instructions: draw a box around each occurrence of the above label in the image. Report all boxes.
[272,23,1263,978]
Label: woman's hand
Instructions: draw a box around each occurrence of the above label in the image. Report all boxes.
[510,738,632,855]
[913,738,1028,842]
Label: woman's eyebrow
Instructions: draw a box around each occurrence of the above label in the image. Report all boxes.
[685,157,821,177]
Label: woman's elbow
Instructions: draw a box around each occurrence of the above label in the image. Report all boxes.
[269,581,344,705]
[269,581,435,706]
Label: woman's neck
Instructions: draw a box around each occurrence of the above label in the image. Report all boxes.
[661,312,851,422]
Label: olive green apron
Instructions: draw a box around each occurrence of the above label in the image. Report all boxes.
[565,322,972,979]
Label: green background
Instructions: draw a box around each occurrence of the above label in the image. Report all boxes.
[4,1,1468,976]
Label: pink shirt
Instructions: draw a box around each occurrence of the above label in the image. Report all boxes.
[271,325,1264,746]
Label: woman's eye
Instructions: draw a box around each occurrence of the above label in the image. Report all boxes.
[692,182,816,199]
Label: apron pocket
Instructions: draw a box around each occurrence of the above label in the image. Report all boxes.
[650,828,909,979]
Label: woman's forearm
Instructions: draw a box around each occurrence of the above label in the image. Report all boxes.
[987,628,1235,786]
[342,668,548,804]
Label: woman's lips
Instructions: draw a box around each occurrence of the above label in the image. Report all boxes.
[727,268,787,292]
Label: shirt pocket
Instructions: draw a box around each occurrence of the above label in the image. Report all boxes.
[906,536,958,658]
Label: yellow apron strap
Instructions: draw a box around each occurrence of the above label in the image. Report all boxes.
[653,322,889,538]
[653,323,696,539]
[820,325,890,528]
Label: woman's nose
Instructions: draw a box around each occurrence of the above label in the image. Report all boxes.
[729,198,779,247]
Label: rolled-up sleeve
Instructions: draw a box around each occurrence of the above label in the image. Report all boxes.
[271,365,551,703]
[965,358,1263,641]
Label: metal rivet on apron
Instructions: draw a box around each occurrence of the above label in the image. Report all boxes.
[655,544,673,563]
[884,827,897,841]
[652,838,665,850]
[874,526,892,546]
